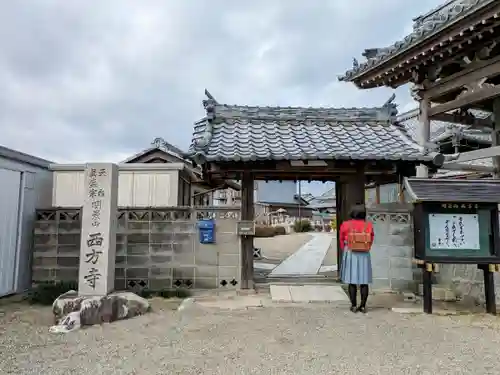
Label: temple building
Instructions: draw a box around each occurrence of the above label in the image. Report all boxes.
[339,0,500,181]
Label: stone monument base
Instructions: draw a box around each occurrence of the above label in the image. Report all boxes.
[49,290,150,333]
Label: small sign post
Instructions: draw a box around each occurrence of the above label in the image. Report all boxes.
[237,220,255,236]
[406,178,500,315]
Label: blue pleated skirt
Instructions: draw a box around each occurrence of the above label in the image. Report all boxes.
[341,249,373,285]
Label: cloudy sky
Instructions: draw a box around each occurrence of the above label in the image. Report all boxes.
[1,0,443,193]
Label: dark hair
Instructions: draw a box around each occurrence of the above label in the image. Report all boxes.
[349,204,366,220]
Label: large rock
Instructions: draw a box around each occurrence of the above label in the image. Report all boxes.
[50,290,150,333]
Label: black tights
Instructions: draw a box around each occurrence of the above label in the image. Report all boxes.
[348,284,369,308]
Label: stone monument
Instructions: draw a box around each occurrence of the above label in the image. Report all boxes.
[50,163,150,333]
[79,163,118,296]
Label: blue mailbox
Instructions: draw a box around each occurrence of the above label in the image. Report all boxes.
[198,219,215,244]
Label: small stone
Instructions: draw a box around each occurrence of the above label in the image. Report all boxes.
[403,292,417,302]
[49,311,81,333]
[52,290,83,323]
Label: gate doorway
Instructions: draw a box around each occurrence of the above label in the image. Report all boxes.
[0,168,22,297]
[252,180,338,284]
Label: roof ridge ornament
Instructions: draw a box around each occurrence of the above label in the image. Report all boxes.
[204,89,218,103]
[151,137,166,149]
[380,93,398,121]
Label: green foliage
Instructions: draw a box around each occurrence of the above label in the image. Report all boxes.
[27,281,78,306]
[293,219,312,233]
[330,217,337,231]
[255,225,277,237]
[26,281,190,306]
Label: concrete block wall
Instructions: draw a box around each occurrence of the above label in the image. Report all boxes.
[194,212,241,289]
[32,207,241,291]
[368,207,415,292]
[32,209,81,282]
[435,264,500,304]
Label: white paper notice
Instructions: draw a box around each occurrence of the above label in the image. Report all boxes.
[428,213,480,250]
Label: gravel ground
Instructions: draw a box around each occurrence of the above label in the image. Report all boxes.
[2,298,500,375]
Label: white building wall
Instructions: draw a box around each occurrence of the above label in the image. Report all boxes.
[52,164,182,207]
[118,170,178,207]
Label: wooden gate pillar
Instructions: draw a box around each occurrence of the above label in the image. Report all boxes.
[336,168,366,276]
[240,172,254,289]
[335,181,344,273]
[492,98,500,178]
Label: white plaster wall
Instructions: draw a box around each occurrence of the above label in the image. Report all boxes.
[53,169,179,207]
[52,170,86,207]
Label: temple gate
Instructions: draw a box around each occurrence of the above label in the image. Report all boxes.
[187,91,443,289]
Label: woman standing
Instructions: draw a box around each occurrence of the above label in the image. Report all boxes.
[339,204,374,313]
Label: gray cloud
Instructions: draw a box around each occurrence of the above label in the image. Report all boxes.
[0,0,443,168]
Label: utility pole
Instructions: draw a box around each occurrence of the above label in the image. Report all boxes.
[298,180,302,221]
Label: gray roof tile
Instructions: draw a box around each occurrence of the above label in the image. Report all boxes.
[405,177,500,202]
[433,158,493,178]
[188,98,433,163]
[397,108,492,144]
[339,0,494,82]
[397,108,493,178]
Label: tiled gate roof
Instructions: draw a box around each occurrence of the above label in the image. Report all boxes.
[397,109,492,144]
[188,98,434,164]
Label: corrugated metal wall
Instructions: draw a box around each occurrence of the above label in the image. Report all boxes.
[52,169,180,207]
[0,168,21,297]
[0,155,52,296]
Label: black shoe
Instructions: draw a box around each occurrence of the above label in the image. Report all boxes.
[350,306,357,313]
[357,306,367,314]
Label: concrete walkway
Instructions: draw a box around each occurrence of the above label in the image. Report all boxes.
[269,233,333,277]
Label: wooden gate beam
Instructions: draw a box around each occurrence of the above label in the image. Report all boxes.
[428,85,500,117]
[423,55,500,100]
[446,145,500,163]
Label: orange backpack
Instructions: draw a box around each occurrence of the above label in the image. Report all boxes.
[346,221,372,252]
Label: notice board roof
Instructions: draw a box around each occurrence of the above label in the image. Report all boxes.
[404,178,500,203]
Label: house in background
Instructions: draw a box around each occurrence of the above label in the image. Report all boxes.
[213,187,240,206]
[51,138,239,208]
[300,192,315,203]
[307,186,336,213]
[254,181,312,218]
[0,145,53,297]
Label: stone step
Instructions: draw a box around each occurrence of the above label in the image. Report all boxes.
[270,284,349,303]
[265,275,339,284]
